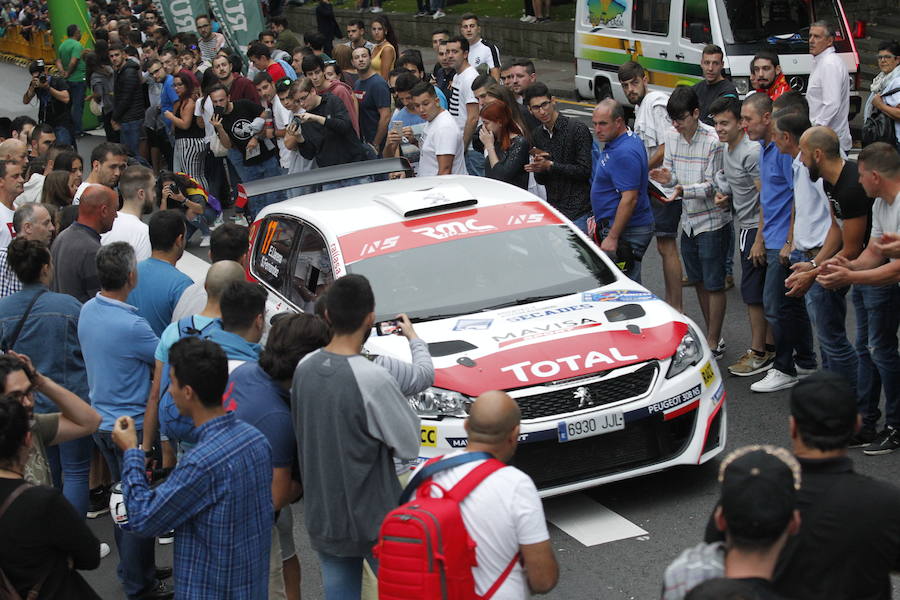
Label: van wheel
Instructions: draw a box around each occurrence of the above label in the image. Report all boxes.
[594,78,613,102]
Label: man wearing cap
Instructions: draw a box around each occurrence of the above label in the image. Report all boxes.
[663,445,801,600]
[704,372,900,600]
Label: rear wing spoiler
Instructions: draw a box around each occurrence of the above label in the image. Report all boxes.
[240,158,414,198]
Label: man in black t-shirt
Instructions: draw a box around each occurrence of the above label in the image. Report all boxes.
[692,45,738,127]
[208,84,283,220]
[22,60,75,147]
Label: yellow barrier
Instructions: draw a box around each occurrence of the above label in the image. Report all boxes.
[0,25,57,64]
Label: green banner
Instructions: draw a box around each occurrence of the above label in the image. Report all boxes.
[208,0,266,71]
[47,0,98,130]
[157,0,209,34]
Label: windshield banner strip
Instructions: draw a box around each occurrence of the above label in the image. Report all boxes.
[339,201,563,264]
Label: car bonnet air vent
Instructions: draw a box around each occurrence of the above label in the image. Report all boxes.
[604,304,646,322]
[374,184,477,218]
[428,340,478,357]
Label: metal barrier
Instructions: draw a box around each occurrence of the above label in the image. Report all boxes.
[0,25,57,64]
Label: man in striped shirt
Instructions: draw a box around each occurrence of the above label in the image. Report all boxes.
[195,15,226,64]
[651,87,729,355]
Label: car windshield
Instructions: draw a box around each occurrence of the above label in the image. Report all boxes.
[716,0,847,49]
[347,225,618,322]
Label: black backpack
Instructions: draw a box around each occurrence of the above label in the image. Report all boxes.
[862,86,900,148]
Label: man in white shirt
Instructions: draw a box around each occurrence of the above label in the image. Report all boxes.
[409,390,558,599]
[445,36,482,176]
[618,61,683,312]
[101,165,154,261]
[459,13,500,81]
[73,142,128,205]
[806,21,851,152]
[402,82,466,177]
[0,160,25,248]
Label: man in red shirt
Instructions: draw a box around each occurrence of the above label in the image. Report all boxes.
[248,42,288,83]
[752,51,790,100]
[211,54,260,104]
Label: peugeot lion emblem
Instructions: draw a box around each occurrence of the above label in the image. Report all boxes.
[574,386,594,409]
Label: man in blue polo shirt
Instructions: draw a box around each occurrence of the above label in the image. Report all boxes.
[127,210,193,336]
[206,280,267,371]
[78,242,169,599]
[741,93,816,394]
[590,99,654,283]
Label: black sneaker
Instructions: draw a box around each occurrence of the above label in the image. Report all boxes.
[848,427,878,449]
[863,426,900,456]
[137,580,174,600]
[87,485,110,519]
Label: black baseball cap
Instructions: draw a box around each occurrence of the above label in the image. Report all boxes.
[719,445,800,541]
[28,59,45,74]
[790,371,858,439]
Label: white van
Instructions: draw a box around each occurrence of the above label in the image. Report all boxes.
[574,0,861,116]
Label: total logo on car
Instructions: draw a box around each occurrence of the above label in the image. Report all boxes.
[248,173,726,497]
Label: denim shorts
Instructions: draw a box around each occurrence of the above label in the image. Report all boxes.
[681,226,729,291]
[651,196,682,238]
[738,227,765,305]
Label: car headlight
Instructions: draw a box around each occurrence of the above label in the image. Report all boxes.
[666,326,703,379]
[733,76,751,96]
[409,387,473,418]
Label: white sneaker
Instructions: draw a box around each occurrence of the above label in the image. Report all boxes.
[521,15,537,23]
[432,10,445,18]
[796,365,816,378]
[750,369,798,393]
[200,235,211,248]
[100,542,111,559]
[211,214,225,230]
[370,5,383,11]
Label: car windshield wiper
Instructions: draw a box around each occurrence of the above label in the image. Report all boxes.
[478,294,571,312]
[407,312,469,324]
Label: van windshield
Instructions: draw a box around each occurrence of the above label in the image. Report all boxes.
[716,0,852,54]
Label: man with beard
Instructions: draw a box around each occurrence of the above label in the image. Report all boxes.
[752,51,790,100]
[73,142,128,204]
[102,166,156,262]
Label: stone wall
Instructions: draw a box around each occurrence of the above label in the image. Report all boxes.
[284,5,574,61]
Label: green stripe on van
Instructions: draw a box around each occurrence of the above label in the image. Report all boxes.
[577,47,703,78]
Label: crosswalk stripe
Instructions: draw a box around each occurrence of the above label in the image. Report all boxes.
[544,493,648,547]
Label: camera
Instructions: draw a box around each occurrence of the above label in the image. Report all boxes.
[290,115,303,130]
[212,105,225,116]
[38,74,46,84]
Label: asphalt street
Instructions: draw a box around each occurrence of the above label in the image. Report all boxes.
[2,62,898,599]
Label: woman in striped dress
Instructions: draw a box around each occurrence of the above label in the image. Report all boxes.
[164,70,208,191]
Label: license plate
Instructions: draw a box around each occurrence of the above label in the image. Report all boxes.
[557,411,625,443]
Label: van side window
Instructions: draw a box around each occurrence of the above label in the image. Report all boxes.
[253,217,300,295]
[289,226,335,311]
[682,0,712,42]
[632,0,671,35]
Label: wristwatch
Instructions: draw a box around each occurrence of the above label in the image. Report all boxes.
[809,258,818,269]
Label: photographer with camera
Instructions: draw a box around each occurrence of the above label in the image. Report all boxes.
[157,171,220,248]
[23,60,76,147]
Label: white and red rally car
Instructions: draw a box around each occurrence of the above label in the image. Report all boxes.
[246,165,726,497]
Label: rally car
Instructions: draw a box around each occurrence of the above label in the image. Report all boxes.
[245,161,727,497]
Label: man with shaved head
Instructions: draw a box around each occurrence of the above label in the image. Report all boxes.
[407,390,559,597]
[0,138,28,170]
[51,184,118,302]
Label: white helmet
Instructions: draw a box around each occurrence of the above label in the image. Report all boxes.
[109,482,129,528]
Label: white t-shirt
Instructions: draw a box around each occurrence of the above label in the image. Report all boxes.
[196,96,215,143]
[15,173,44,208]
[468,39,501,71]
[271,95,294,170]
[171,282,207,322]
[418,110,467,177]
[0,203,15,249]
[871,191,900,263]
[410,451,549,600]
[634,90,673,160]
[448,66,479,134]
[72,181,90,206]
[101,212,151,261]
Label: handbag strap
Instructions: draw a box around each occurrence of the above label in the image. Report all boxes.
[2,289,47,352]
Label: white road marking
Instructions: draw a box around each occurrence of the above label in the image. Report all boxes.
[544,493,647,547]
[176,251,212,284]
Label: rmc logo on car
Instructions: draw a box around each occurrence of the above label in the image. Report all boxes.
[412,219,496,240]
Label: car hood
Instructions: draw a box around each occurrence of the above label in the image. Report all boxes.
[365,288,688,395]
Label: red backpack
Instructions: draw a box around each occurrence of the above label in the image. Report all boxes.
[375,452,521,600]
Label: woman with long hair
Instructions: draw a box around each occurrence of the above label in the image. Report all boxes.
[478,101,532,189]
[370,15,399,80]
[52,151,83,196]
[40,171,76,231]
[0,396,101,599]
[163,70,208,192]
[330,45,358,88]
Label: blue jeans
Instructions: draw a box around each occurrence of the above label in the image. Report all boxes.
[794,251,857,390]
[185,205,220,239]
[68,80,86,136]
[725,221,734,277]
[596,220,653,284]
[465,149,485,177]
[763,249,816,375]
[317,552,377,600]
[53,125,75,147]
[227,150,284,220]
[681,227,730,291]
[47,434,93,518]
[119,120,142,158]
[852,284,900,429]
[94,431,157,599]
